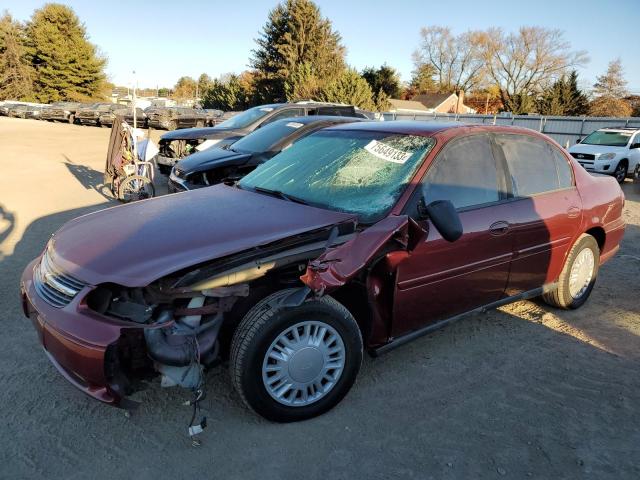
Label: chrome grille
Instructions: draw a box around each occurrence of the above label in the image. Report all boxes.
[33,250,86,308]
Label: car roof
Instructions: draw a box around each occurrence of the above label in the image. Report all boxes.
[323,120,465,136]
[270,115,363,126]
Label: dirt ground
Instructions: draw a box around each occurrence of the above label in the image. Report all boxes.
[1,116,639,480]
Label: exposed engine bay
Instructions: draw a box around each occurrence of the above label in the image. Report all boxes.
[82,216,421,440]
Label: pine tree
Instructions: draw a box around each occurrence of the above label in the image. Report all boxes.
[589,59,631,117]
[361,65,401,103]
[593,59,628,98]
[0,14,34,100]
[566,71,588,116]
[319,69,375,110]
[202,74,252,111]
[403,64,437,99]
[284,62,322,101]
[25,3,107,102]
[251,0,345,102]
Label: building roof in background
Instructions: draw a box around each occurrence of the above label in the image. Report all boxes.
[412,93,455,109]
[388,99,430,112]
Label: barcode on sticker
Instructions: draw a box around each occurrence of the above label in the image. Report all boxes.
[364,140,411,164]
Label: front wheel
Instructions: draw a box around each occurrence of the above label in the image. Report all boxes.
[230,289,363,422]
[117,175,155,203]
[543,234,599,309]
[613,160,627,183]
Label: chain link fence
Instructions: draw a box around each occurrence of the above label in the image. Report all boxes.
[382,112,640,148]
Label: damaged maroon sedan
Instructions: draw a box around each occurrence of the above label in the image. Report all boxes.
[21,122,625,423]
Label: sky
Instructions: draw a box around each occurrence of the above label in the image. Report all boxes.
[5,0,640,93]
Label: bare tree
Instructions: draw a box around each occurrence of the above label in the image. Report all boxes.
[413,26,485,93]
[479,27,588,113]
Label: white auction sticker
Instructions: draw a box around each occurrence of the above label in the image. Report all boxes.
[286,122,304,128]
[364,140,411,164]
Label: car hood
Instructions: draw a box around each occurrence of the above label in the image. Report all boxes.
[569,144,627,155]
[160,126,246,142]
[49,184,357,287]
[177,147,252,174]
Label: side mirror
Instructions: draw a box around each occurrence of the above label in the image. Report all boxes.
[419,198,463,242]
[630,143,640,149]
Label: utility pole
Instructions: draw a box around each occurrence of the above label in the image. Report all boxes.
[132,70,138,161]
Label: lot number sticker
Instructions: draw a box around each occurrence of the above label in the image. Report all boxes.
[364,140,412,164]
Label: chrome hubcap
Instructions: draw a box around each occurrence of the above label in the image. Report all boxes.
[568,248,595,299]
[262,321,345,407]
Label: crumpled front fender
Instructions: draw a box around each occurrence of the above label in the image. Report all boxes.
[300,215,425,294]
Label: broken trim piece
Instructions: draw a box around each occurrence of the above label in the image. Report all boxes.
[300,215,423,294]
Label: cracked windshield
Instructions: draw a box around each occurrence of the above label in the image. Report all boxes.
[239,130,435,222]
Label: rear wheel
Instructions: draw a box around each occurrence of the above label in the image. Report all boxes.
[230,289,363,422]
[613,160,627,183]
[543,234,599,309]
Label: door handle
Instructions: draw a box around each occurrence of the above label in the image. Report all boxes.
[489,221,510,236]
[567,206,580,218]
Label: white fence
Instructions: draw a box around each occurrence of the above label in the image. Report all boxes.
[383,112,640,148]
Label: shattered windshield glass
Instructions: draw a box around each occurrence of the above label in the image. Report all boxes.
[239,130,435,223]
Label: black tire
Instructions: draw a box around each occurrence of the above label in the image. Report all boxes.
[543,234,600,309]
[613,160,628,183]
[230,289,363,422]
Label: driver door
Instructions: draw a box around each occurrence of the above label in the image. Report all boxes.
[393,134,513,337]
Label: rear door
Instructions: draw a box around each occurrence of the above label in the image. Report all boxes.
[494,134,582,294]
[393,133,513,336]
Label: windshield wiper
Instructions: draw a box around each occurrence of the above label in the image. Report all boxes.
[252,186,309,205]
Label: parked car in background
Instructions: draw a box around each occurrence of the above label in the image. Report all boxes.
[20,122,625,422]
[569,127,640,182]
[98,106,147,128]
[0,102,24,116]
[42,102,83,123]
[168,116,363,186]
[203,109,225,126]
[75,103,115,126]
[146,107,209,130]
[24,105,46,120]
[156,102,361,171]
[7,104,32,118]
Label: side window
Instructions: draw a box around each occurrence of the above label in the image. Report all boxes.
[551,146,574,189]
[496,134,560,197]
[263,108,305,125]
[423,135,502,210]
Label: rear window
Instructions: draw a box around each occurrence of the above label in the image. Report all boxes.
[496,134,563,197]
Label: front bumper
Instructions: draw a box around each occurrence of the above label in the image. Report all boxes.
[21,259,125,404]
[148,119,172,130]
[576,159,616,174]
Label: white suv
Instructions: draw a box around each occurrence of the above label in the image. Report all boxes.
[568,127,640,182]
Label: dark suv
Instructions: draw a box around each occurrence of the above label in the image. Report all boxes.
[156,102,361,171]
[147,107,209,130]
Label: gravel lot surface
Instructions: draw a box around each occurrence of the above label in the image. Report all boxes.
[1,117,639,479]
